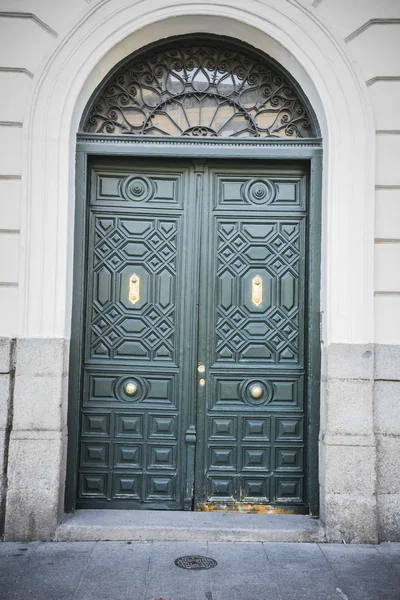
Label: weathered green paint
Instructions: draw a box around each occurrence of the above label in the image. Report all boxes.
[75,159,198,509]
[66,148,321,514]
[195,162,309,510]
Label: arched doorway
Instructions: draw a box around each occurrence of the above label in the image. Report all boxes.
[66,35,322,514]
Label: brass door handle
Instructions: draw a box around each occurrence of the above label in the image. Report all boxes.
[129,274,140,305]
[252,275,262,306]
[198,365,206,386]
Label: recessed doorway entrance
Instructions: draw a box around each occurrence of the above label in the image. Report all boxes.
[66,35,321,516]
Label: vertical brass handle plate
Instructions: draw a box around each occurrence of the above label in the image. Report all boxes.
[252,275,263,306]
[129,274,140,305]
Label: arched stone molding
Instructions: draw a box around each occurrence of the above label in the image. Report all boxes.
[5,1,378,542]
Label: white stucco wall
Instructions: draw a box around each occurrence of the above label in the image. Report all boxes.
[0,0,398,342]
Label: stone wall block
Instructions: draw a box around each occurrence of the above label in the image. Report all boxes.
[322,433,376,447]
[0,338,12,373]
[0,374,11,430]
[321,344,328,381]
[377,436,400,495]
[323,492,378,544]
[319,440,326,492]
[63,339,70,374]
[0,340,12,535]
[326,379,373,436]
[12,375,65,432]
[0,436,6,522]
[3,337,68,540]
[4,435,67,541]
[319,484,327,526]
[16,338,66,377]
[327,344,374,380]
[375,345,400,381]
[323,444,376,495]
[378,494,400,542]
[319,366,328,437]
[374,381,400,435]
[327,344,374,379]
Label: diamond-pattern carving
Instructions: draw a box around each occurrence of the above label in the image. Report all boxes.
[216,219,301,364]
[88,216,177,361]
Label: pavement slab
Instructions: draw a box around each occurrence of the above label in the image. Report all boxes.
[319,544,400,600]
[144,542,211,600]
[75,542,152,600]
[0,541,399,600]
[376,542,400,576]
[0,542,41,596]
[1,542,95,600]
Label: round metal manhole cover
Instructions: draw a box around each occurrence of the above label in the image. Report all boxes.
[174,556,218,570]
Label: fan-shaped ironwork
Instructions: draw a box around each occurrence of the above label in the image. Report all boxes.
[83,41,316,138]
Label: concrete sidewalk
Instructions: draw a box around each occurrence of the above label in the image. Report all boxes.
[1,541,400,600]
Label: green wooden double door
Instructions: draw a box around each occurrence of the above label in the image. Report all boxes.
[76,157,310,511]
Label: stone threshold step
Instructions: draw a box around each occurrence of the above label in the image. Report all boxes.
[55,510,325,542]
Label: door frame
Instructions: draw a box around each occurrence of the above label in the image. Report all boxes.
[65,134,322,515]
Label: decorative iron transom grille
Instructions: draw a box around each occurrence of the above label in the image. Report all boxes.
[83,42,316,138]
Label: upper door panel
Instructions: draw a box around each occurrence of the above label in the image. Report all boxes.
[210,164,307,369]
[214,171,307,212]
[86,162,189,365]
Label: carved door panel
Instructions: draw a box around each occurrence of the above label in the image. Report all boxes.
[77,159,199,509]
[195,163,308,510]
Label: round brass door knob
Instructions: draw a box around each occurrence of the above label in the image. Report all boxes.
[250,384,263,399]
[125,382,138,396]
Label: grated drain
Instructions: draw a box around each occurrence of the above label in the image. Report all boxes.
[174,556,218,570]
